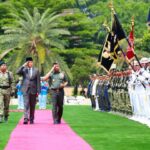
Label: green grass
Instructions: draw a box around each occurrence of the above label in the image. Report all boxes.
[63,106,150,150]
[0,105,23,150]
[1,105,150,150]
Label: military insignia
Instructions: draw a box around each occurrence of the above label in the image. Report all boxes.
[102,50,110,59]
[59,73,64,79]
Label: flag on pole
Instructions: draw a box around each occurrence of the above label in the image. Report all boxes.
[111,10,142,67]
[110,33,122,60]
[126,18,135,60]
[110,13,125,59]
[112,13,126,41]
[99,32,114,72]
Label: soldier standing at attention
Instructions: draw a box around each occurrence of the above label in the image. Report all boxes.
[0,60,15,123]
[42,63,68,124]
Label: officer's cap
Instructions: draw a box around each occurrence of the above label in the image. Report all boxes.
[132,60,138,66]
[0,60,6,66]
[26,57,33,62]
[140,57,150,64]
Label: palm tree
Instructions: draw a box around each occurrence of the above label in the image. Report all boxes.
[0,7,70,71]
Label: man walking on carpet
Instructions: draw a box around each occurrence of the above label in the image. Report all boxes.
[17,57,40,124]
[42,63,68,124]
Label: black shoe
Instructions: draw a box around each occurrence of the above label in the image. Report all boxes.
[23,118,28,124]
[30,120,34,124]
[53,120,59,124]
[57,120,61,124]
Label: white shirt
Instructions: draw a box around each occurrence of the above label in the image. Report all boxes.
[28,68,32,78]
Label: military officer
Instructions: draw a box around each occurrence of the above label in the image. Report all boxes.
[0,60,15,123]
[42,63,68,124]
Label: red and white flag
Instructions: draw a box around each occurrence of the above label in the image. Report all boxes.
[126,23,135,60]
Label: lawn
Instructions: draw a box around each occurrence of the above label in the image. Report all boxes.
[0,106,23,150]
[63,106,150,150]
[1,105,150,150]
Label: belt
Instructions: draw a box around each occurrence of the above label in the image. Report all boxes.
[0,86,10,89]
[51,88,62,92]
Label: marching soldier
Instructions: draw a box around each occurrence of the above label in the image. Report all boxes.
[42,63,68,124]
[0,60,15,123]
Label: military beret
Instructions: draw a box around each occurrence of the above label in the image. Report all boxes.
[26,57,33,62]
[0,60,6,66]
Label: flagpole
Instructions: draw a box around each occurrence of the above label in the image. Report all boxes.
[109,3,142,68]
[101,22,136,74]
[109,5,146,88]
[97,22,113,73]
[130,16,143,68]
[101,15,136,73]
[108,3,134,70]
[97,27,109,62]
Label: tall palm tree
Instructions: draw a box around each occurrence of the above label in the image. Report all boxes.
[0,7,70,70]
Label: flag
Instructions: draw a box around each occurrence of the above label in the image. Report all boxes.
[147,8,150,27]
[126,21,135,60]
[98,32,114,72]
[111,13,126,58]
[112,13,126,41]
[110,8,141,69]
[110,34,122,60]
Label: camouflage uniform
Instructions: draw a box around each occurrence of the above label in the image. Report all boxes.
[123,74,132,114]
[108,78,113,110]
[49,71,67,124]
[112,75,119,111]
[109,71,132,114]
[0,70,15,122]
[118,75,124,112]
[108,76,116,111]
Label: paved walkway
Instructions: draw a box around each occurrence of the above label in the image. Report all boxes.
[5,110,92,150]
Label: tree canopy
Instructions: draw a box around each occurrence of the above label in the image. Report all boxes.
[0,0,149,85]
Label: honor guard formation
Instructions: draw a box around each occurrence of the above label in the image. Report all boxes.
[88,57,150,123]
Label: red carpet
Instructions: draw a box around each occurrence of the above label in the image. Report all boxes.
[5,110,93,150]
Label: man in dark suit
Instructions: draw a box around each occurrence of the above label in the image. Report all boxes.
[17,57,40,124]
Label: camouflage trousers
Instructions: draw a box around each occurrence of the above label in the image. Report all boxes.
[0,89,11,117]
[108,88,132,114]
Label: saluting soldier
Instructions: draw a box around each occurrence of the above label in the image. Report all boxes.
[0,60,15,123]
[42,63,68,124]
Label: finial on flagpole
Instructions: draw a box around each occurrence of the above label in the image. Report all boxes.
[108,0,115,14]
[131,16,134,30]
[131,16,134,26]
